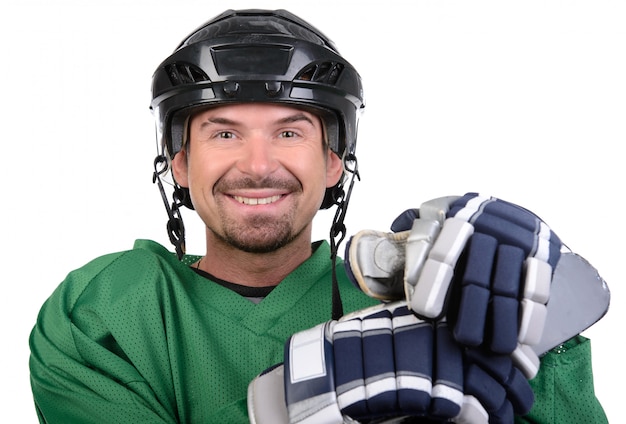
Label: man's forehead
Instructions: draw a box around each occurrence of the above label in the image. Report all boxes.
[191,103,323,127]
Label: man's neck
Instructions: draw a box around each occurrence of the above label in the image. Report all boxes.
[196,233,314,288]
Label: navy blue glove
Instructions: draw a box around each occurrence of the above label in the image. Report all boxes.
[282,303,462,422]
[347,193,562,378]
[275,302,534,423]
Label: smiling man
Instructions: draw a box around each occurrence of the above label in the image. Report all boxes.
[29,9,608,424]
[172,104,343,285]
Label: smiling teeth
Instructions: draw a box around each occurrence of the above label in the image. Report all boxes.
[234,195,282,205]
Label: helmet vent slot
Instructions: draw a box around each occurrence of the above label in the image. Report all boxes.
[165,62,210,85]
[297,62,344,85]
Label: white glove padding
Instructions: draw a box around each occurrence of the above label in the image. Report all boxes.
[344,196,457,301]
[345,193,562,378]
[248,302,534,424]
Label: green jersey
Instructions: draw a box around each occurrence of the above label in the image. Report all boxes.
[29,239,606,423]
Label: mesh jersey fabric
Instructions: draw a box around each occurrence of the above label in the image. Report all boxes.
[29,239,607,423]
[517,335,608,424]
[29,239,379,423]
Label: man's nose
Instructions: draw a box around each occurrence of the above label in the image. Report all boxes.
[237,137,279,178]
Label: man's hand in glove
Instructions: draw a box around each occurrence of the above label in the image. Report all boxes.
[345,193,562,378]
[248,302,534,424]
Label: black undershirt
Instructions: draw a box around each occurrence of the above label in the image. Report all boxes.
[191,267,276,303]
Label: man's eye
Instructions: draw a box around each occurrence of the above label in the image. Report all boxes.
[217,131,234,139]
[280,131,297,138]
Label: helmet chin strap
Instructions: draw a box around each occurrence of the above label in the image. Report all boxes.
[153,154,187,259]
[329,152,360,320]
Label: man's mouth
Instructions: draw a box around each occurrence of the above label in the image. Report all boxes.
[233,194,283,205]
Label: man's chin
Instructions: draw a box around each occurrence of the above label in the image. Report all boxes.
[221,226,296,254]
[225,236,293,254]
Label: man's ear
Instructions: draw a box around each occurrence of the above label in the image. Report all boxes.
[326,151,344,188]
[171,150,189,188]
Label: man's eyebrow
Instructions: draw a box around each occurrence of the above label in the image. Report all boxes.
[199,112,315,129]
[199,117,238,129]
[276,113,315,126]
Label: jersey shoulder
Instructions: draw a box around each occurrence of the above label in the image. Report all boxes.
[45,239,189,313]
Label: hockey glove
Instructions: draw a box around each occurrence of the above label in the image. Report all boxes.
[345,193,563,377]
[248,302,534,424]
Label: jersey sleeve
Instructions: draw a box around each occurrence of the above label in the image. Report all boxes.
[515,335,608,424]
[29,252,178,424]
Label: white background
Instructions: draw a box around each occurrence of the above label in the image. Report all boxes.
[2,0,624,422]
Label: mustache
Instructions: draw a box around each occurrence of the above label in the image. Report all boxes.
[214,176,302,192]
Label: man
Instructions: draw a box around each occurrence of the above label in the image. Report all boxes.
[29,9,607,423]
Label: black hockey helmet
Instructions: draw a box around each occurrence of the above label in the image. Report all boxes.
[150,9,365,209]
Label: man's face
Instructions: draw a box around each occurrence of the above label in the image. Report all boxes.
[172,103,343,253]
